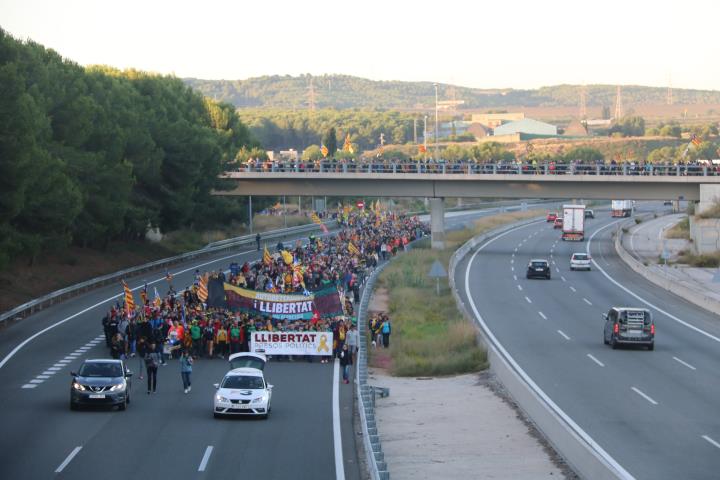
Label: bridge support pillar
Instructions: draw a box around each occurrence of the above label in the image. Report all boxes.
[697,184,720,215]
[430,197,445,250]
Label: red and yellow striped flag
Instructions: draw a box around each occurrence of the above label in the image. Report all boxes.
[348,242,360,256]
[311,212,329,233]
[197,274,208,303]
[263,246,272,266]
[122,280,135,314]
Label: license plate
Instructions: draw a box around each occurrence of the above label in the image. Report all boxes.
[627,330,642,337]
[233,404,251,409]
[536,268,544,271]
[88,394,105,399]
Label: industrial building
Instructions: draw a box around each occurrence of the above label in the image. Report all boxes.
[493,118,558,137]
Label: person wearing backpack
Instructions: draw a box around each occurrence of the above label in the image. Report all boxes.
[144,342,161,394]
[180,350,193,393]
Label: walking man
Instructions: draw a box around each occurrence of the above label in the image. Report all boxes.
[180,350,193,393]
[339,344,352,384]
[144,342,161,394]
[256,233,261,251]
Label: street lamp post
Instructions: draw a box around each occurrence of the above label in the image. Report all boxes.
[433,83,439,162]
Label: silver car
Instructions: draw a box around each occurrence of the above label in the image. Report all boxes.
[70,359,133,410]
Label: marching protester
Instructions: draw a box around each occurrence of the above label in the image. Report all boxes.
[144,342,161,394]
[180,350,193,393]
[339,343,352,384]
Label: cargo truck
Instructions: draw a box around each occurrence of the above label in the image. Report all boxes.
[611,200,633,217]
[562,204,585,241]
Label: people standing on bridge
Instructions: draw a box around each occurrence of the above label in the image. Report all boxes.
[144,342,161,394]
[180,350,193,393]
[256,233,261,251]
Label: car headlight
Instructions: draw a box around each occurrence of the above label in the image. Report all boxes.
[252,394,268,404]
[215,395,229,403]
[72,382,86,391]
[108,382,126,392]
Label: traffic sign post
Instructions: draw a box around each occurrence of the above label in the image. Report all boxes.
[356,201,365,209]
[428,259,448,296]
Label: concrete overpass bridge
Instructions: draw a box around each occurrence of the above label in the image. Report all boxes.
[217,163,720,248]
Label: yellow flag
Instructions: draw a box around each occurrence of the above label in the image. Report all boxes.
[281,250,294,265]
[263,246,272,266]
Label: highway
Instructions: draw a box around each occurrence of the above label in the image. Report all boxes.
[0,203,544,479]
[457,203,720,479]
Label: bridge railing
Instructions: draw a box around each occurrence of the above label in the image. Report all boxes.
[235,161,715,176]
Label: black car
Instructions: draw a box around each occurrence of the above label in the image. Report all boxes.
[526,259,551,279]
[70,359,132,411]
[584,209,594,219]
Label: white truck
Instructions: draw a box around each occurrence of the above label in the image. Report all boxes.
[562,204,585,241]
[611,200,633,217]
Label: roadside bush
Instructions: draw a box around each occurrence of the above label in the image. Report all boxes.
[665,218,690,239]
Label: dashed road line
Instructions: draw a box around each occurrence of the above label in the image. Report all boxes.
[21,384,37,389]
[513,275,517,281]
[583,298,593,306]
[538,312,547,320]
[631,387,658,405]
[569,286,577,292]
[561,276,566,282]
[702,435,720,450]
[587,354,605,367]
[198,445,214,472]
[673,356,696,370]
[555,267,560,273]
[525,296,532,304]
[517,285,523,291]
[557,330,571,340]
[55,446,83,473]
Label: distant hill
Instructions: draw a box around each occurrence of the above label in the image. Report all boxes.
[183,74,720,110]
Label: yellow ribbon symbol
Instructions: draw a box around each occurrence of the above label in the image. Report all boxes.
[317,334,330,353]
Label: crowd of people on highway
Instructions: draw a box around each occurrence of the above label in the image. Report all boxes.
[101,207,422,393]
[241,157,718,176]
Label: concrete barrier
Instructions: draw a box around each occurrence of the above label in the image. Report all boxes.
[449,218,632,480]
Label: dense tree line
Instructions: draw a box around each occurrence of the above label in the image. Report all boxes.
[0,30,255,268]
[184,74,720,110]
[236,108,419,152]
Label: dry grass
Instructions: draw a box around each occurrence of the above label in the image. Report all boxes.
[677,250,720,268]
[697,202,720,219]
[665,218,690,239]
[375,210,544,377]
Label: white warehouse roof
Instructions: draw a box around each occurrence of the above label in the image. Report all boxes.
[493,118,557,136]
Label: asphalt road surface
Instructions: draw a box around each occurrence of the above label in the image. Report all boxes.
[0,203,541,480]
[457,203,720,479]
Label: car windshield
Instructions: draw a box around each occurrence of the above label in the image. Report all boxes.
[573,254,588,260]
[78,362,123,377]
[531,261,547,268]
[222,375,265,389]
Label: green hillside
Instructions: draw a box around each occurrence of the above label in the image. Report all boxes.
[184,74,720,110]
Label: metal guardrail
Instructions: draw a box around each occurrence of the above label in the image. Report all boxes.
[0,221,333,328]
[235,161,718,176]
[356,260,391,480]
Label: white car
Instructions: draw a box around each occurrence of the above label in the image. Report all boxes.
[570,252,592,271]
[214,353,272,419]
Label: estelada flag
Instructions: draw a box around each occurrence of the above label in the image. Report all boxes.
[347,242,360,256]
[691,134,702,147]
[263,246,272,266]
[343,134,354,154]
[310,212,329,233]
[418,144,427,153]
[153,287,162,308]
[122,280,135,314]
[139,283,148,305]
[197,274,209,303]
[321,145,329,157]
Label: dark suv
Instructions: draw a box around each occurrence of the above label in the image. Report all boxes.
[70,359,132,410]
[526,259,551,279]
[603,307,655,350]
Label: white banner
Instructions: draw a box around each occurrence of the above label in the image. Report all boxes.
[250,331,334,356]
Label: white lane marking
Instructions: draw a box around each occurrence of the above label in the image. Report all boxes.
[63,356,76,360]
[538,312,547,320]
[587,354,605,367]
[53,363,66,367]
[510,266,514,272]
[73,351,85,354]
[552,260,556,265]
[48,367,62,371]
[629,219,652,256]
[510,259,514,264]
[67,353,81,357]
[550,248,554,254]
[514,248,518,252]
[55,446,83,473]
[659,221,676,241]
[583,298,593,306]
[29,379,44,384]
[42,371,56,375]
[525,296,532,304]
[702,435,720,450]
[673,356,697,370]
[561,276,566,282]
[58,360,72,364]
[0,247,258,371]
[333,359,346,480]
[555,267,560,273]
[21,384,37,389]
[517,285,523,291]
[198,445,214,472]
[464,221,634,480]
[513,275,517,281]
[511,253,515,258]
[589,221,720,344]
[36,375,50,379]
[570,286,577,293]
[631,387,658,405]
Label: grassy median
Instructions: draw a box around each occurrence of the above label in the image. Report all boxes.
[374,210,543,377]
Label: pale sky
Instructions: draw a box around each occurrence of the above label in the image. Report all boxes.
[2,0,719,90]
